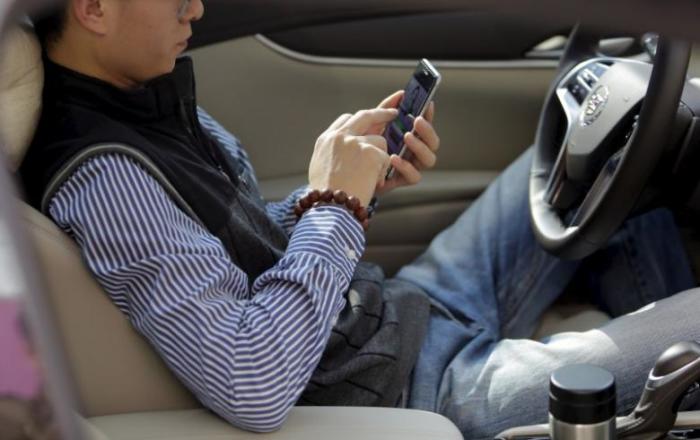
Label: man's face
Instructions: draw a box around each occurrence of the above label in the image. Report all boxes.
[101,0,204,84]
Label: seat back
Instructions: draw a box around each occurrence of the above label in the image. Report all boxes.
[0,23,42,171]
[1,24,198,416]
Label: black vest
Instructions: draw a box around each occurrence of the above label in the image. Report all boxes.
[20,57,430,408]
[21,57,288,283]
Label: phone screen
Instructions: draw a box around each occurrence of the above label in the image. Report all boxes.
[385,62,439,156]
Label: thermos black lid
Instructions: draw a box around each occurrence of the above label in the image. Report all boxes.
[549,364,616,424]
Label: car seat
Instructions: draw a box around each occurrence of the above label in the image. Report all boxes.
[0,21,606,440]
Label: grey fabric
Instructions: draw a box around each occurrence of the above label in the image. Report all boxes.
[301,262,431,407]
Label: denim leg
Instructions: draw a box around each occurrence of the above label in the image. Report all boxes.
[576,208,695,317]
[396,147,698,439]
[430,288,700,440]
[396,148,582,410]
[396,149,583,340]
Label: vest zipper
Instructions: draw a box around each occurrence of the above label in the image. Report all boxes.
[177,100,271,252]
[179,100,233,184]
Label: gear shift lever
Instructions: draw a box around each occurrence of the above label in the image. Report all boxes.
[495,341,700,440]
[616,341,700,440]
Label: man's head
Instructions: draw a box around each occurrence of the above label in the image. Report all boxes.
[34,0,204,89]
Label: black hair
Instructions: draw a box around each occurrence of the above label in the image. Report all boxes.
[31,2,68,48]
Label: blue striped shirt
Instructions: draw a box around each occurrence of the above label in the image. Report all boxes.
[47,109,365,432]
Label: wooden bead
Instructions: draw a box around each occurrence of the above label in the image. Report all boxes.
[307,189,321,204]
[320,189,334,202]
[299,197,312,209]
[346,196,360,211]
[295,189,371,232]
[333,190,348,204]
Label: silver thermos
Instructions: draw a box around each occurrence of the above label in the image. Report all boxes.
[549,364,617,440]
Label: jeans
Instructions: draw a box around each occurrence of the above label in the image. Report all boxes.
[396,148,698,439]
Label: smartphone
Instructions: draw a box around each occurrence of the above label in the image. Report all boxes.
[384,59,441,179]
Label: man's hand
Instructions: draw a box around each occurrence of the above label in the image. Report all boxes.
[372,91,441,195]
[309,108,398,207]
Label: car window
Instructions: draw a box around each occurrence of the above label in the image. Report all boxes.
[0,237,62,439]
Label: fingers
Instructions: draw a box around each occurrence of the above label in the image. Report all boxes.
[359,137,390,180]
[328,113,353,131]
[424,101,436,123]
[404,132,437,169]
[378,156,391,186]
[343,108,398,135]
[355,139,391,187]
[378,90,404,109]
[389,154,422,185]
[412,117,440,153]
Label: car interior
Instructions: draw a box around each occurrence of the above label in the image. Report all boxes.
[4,1,700,439]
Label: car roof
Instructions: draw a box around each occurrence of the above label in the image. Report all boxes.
[190,0,700,50]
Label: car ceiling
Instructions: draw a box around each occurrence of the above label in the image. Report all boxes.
[190,0,700,49]
[190,0,468,48]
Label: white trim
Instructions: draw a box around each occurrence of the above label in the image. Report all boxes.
[254,34,559,70]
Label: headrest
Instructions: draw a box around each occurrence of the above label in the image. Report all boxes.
[0,25,43,171]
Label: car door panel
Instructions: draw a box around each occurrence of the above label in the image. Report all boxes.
[190,0,516,48]
[190,16,558,274]
[264,11,567,60]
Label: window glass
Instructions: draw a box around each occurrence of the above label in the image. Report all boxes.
[0,242,62,439]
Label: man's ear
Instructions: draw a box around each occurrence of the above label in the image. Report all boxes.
[70,0,109,36]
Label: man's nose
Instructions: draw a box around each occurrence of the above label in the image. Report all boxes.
[182,0,204,22]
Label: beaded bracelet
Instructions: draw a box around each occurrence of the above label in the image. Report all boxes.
[294,189,370,231]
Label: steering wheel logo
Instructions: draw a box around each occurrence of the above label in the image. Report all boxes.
[581,85,610,126]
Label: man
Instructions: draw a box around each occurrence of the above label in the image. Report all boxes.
[20,0,700,438]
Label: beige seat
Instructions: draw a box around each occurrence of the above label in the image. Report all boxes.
[0,22,603,440]
[0,23,464,439]
[1,23,199,416]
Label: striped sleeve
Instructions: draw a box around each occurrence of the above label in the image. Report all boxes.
[48,153,365,432]
[264,186,309,235]
[196,107,308,234]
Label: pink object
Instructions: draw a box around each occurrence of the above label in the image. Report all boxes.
[0,300,41,398]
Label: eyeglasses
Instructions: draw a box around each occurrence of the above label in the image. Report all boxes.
[177,0,192,20]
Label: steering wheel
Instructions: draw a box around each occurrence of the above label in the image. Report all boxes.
[529,26,691,260]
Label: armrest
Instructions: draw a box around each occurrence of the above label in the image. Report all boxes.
[87,407,463,440]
